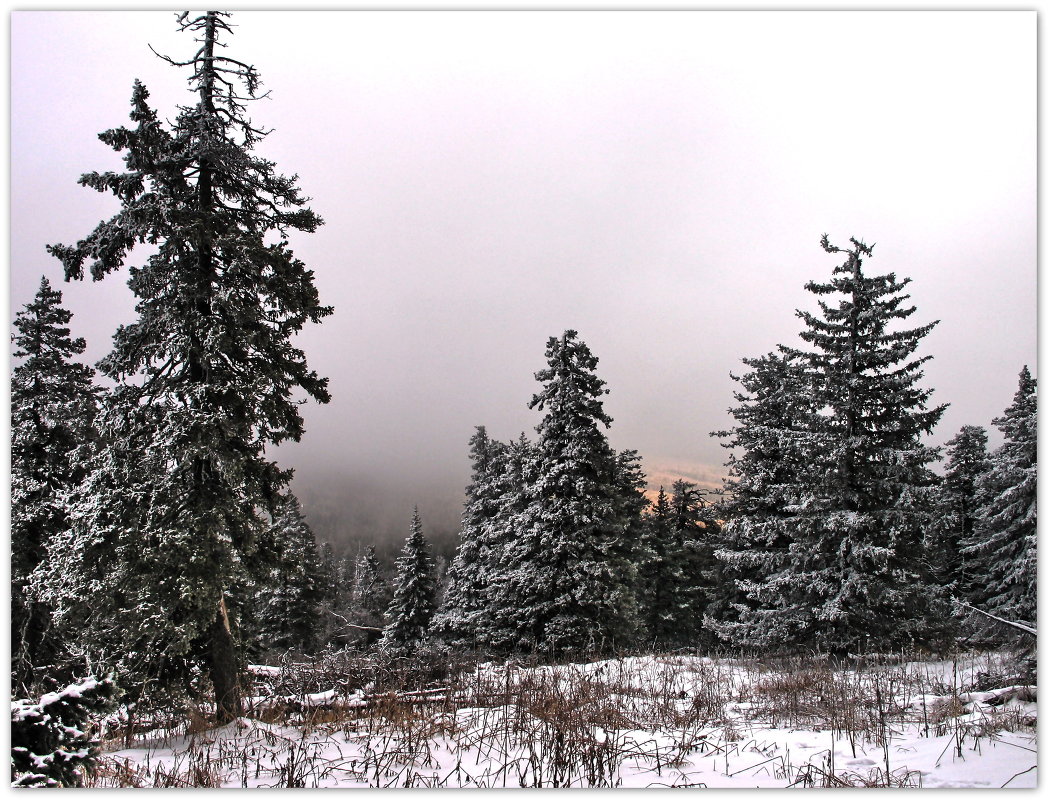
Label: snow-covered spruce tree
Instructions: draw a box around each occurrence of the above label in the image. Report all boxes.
[252,493,323,656]
[11,278,101,691]
[783,236,949,653]
[719,237,949,654]
[711,351,816,649]
[964,367,1037,629]
[500,331,644,654]
[41,12,330,720]
[927,425,990,596]
[380,509,438,654]
[432,426,510,649]
[473,433,540,653]
[11,675,118,787]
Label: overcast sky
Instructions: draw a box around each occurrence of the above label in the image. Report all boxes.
[9,9,1036,554]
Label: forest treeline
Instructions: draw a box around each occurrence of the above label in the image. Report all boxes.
[9,12,1036,783]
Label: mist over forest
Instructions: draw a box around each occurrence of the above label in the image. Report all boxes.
[9,10,1036,790]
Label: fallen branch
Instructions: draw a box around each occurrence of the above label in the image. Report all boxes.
[329,611,384,633]
[957,602,1037,636]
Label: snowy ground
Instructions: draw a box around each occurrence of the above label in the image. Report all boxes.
[91,652,1036,788]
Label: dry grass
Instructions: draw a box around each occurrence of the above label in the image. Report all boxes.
[85,647,1036,788]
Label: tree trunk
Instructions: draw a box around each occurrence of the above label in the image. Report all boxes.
[209,595,242,723]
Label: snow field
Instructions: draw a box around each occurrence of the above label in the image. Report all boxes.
[90,651,1036,788]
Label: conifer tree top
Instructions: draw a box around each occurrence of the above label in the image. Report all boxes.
[530,329,612,432]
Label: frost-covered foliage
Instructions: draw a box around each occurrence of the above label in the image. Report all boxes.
[251,493,323,656]
[716,236,949,654]
[498,331,646,653]
[713,351,814,646]
[467,433,541,652]
[10,278,100,690]
[381,509,438,654]
[433,426,510,648]
[965,367,1037,628]
[438,333,647,655]
[37,12,329,720]
[928,425,990,595]
[11,676,117,787]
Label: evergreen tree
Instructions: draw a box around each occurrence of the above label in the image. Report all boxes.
[717,237,948,654]
[642,480,722,648]
[10,278,100,690]
[965,367,1037,627]
[638,487,680,645]
[380,509,437,653]
[40,12,330,720]
[433,426,509,649]
[928,425,990,595]
[315,542,344,646]
[253,494,323,655]
[502,331,643,653]
[712,352,814,648]
[611,448,650,627]
[11,676,118,787]
[475,433,540,653]
[667,479,721,646]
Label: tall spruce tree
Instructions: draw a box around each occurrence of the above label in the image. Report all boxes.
[11,278,100,690]
[39,12,330,720]
[964,367,1037,628]
[501,331,643,653]
[380,509,438,654]
[718,237,948,654]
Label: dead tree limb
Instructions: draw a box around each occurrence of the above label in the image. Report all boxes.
[957,601,1037,636]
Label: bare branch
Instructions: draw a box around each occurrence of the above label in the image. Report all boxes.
[957,601,1037,636]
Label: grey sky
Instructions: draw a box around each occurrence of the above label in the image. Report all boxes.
[9,10,1036,554]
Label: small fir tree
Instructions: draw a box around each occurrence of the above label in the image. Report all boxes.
[711,352,814,648]
[253,494,323,655]
[380,509,437,654]
[667,480,722,646]
[10,278,100,690]
[638,487,683,646]
[472,433,539,653]
[347,545,389,647]
[11,676,118,787]
[432,427,510,648]
[315,542,345,646]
